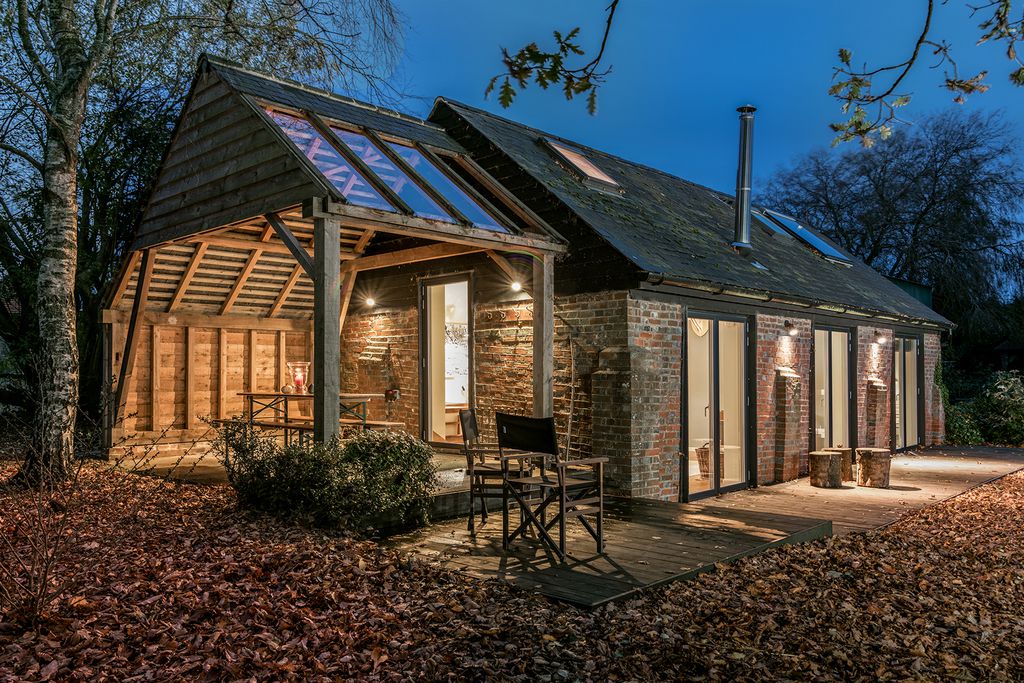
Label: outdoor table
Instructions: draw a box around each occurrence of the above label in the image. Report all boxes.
[823,446,856,482]
[238,392,378,445]
[808,451,843,488]
[856,447,893,488]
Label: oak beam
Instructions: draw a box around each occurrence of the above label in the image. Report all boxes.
[532,252,554,418]
[184,235,319,259]
[103,309,311,331]
[109,250,141,309]
[268,265,303,317]
[218,328,228,419]
[343,242,485,273]
[113,249,155,424]
[150,325,161,430]
[313,215,341,442]
[265,212,315,277]
[185,327,196,430]
[168,243,207,312]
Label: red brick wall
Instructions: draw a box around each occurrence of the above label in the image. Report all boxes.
[856,326,894,448]
[754,315,812,484]
[626,297,682,500]
[923,332,944,445]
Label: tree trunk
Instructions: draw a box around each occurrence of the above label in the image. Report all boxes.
[17,90,87,485]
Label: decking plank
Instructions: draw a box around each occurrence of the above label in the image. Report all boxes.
[391,448,1024,607]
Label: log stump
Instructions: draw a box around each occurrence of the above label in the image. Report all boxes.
[824,447,855,482]
[856,448,892,488]
[809,451,843,488]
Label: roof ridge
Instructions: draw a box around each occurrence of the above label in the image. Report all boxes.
[202,53,446,132]
[437,97,733,199]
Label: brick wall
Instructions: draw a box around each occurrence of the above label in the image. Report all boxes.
[856,325,894,448]
[339,290,629,456]
[754,315,812,484]
[625,297,682,499]
[923,332,944,445]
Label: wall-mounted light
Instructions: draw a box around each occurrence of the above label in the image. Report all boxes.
[875,332,888,345]
[365,297,376,308]
[783,320,799,337]
[510,281,522,292]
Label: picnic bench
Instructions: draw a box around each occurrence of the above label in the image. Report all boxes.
[238,392,402,444]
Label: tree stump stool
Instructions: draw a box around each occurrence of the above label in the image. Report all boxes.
[809,451,843,488]
[823,447,855,482]
[856,448,892,488]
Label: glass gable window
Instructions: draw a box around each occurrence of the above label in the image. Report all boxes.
[387,141,508,233]
[267,109,393,211]
[547,140,618,187]
[330,127,455,224]
[762,209,850,263]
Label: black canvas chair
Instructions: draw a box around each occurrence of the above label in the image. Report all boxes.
[459,408,528,533]
[495,412,606,561]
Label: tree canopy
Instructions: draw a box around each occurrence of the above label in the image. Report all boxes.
[759,110,1024,349]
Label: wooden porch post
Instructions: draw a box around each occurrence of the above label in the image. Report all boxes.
[313,215,341,442]
[532,252,554,417]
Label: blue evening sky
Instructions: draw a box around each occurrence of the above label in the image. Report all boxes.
[383,1,1021,194]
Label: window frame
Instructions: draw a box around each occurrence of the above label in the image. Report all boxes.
[541,137,622,193]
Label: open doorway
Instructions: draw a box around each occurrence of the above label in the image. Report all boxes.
[421,277,472,444]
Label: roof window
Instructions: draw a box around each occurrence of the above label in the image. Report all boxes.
[760,209,851,264]
[545,139,619,190]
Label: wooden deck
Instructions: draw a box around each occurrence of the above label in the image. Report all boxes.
[391,447,1024,607]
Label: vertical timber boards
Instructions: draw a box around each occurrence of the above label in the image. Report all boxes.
[107,317,309,446]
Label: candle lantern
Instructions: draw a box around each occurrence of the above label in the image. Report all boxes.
[286,361,311,394]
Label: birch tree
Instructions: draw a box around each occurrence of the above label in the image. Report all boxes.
[0,0,401,485]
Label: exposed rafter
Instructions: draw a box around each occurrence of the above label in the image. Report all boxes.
[168,242,208,312]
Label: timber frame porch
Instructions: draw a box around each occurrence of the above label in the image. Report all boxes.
[102,55,567,449]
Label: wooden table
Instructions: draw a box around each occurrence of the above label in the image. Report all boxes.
[239,392,378,445]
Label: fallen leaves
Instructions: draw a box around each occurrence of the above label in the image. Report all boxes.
[2,461,1024,681]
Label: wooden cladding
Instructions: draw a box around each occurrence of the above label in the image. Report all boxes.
[109,318,310,439]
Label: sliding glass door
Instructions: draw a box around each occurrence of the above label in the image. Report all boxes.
[684,315,749,499]
[813,328,851,450]
[894,337,921,449]
[421,277,472,444]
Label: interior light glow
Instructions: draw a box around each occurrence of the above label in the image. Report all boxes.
[511,281,522,292]
[366,297,376,307]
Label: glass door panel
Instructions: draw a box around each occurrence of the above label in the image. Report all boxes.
[686,318,714,495]
[895,337,920,449]
[685,316,748,499]
[904,340,919,446]
[813,328,851,450]
[813,330,829,450]
[718,321,746,488]
[423,279,470,444]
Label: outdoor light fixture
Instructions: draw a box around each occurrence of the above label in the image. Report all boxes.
[875,332,888,345]
[365,297,376,307]
[510,281,522,292]
[783,320,799,337]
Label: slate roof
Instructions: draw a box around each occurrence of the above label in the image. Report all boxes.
[204,55,466,153]
[433,99,951,327]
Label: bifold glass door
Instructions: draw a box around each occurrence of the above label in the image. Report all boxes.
[813,329,851,450]
[685,316,748,499]
[421,278,471,444]
[894,337,920,449]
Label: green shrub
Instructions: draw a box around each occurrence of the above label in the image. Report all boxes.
[944,401,984,445]
[975,371,1024,446]
[214,421,436,532]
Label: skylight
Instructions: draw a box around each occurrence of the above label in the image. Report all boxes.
[386,141,508,233]
[547,140,619,188]
[266,110,393,212]
[330,128,455,224]
[761,209,851,263]
[265,107,510,234]
[752,208,791,238]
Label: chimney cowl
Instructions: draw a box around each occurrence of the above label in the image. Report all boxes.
[732,105,756,255]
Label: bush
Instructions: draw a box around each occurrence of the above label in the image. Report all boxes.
[944,401,984,445]
[974,371,1024,446]
[215,422,436,532]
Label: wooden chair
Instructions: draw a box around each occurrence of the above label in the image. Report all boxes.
[459,408,521,533]
[495,412,607,561]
